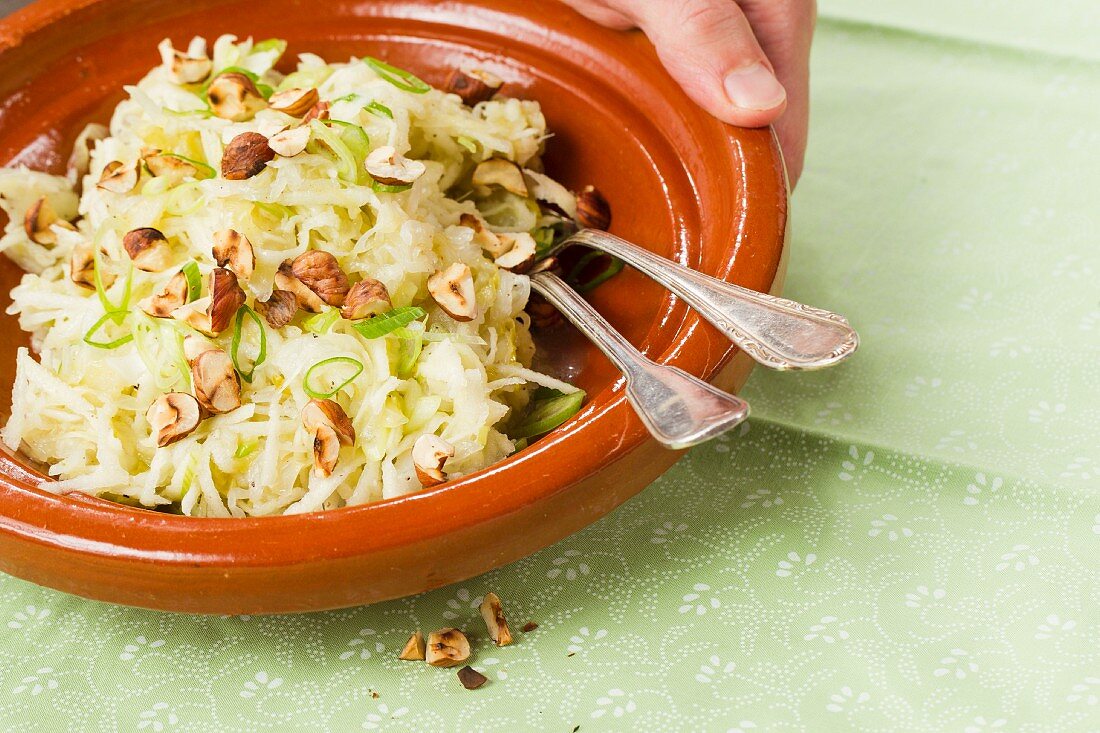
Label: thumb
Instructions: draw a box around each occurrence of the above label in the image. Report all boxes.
[624,0,787,127]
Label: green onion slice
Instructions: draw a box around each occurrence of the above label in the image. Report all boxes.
[179,261,202,302]
[371,180,413,194]
[352,306,426,339]
[92,240,134,319]
[301,308,341,334]
[230,305,267,383]
[510,388,586,438]
[84,311,134,350]
[303,356,364,399]
[394,322,424,378]
[567,251,625,293]
[363,56,431,94]
[366,101,394,119]
[234,439,259,459]
[455,135,478,154]
[250,38,287,57]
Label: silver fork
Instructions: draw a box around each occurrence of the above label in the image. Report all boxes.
[529,271,750,449]
[547,229,859,371]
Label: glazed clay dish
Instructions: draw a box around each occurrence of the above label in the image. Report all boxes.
[0,0,786,613]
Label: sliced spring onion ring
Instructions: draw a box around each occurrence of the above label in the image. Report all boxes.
[455,135,478,154]
[567,251,625,293]
[234,439,258,459]
[303,356,364,399]
[230,305,267,383]
[164,181,206,216]
[92,238,134,319]
[301,308,341,334]
[180,260,202,302]
[250,38,287,56]
[310,120,361,183]
[394,321,424,378]
[366,100,394,119]
[371,180,413,194]
[352,306,426,339]
[276,66,333,92]
[510,388,586,438]
[363,56,431,94]
[84,311,134,350]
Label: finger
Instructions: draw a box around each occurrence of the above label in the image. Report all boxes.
[559,0,635,30]
[738,0,815,186]
[619,0,787,127]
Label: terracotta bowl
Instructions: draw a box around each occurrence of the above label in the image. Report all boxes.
[0,0,787,613]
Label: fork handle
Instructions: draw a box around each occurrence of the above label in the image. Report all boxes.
[568,229,859,371]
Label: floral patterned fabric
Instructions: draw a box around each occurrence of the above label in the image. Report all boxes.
[1,2,1098,731]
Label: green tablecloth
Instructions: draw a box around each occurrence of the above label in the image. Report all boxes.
[2,2,1098,730]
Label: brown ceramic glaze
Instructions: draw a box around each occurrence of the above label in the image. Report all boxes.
[0,0,787,613]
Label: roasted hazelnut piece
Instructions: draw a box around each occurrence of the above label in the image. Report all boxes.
[24,196,74,246]
[459,213,508,258]
[290,250,350,306]
[493,232,537,274]
[398,631,426,661]
[479,591,513,646]
[445,67,503,106]
[268,87,319,117]
[523,168,577,219]
[340,278,391,320]
[527,294,562,330]
[425,628,471,668]
[172,268,246,335]
[302,100,330,124]
[427,263,477,322]
[66,123,108,188]
[301,398,356,476]
[268,126,311,157]
[471,158,528,197]
[139,270,189,318]
[123,227,173,272]
[274,265,325,313]
[183,334,217,364]
[457,666,488,690]
[144,152,203,185]
[146,392,203,447]
[221,132,276,180]
[364,146,427,187]
[212,229,255,281]
[576,185,611,230]
[69,241,99,290]
[170,51,213,84]
[207,71,267,121]
[412,434,455,487]
[190,349,242,414]
[255,289,298,328]
[96,160,140,194]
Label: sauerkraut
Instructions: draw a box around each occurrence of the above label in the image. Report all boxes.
[0,36,589,517]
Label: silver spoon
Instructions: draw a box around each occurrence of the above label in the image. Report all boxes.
[549,229,859,371]
[529,270,750,449]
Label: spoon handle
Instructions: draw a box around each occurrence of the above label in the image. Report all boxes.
[529,271,749,449]
[566,229,859,371]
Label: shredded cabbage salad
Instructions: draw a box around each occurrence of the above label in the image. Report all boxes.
[0,36,602,516]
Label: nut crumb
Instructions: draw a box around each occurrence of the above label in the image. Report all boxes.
[522,621,538,633]
[457,665,488,690]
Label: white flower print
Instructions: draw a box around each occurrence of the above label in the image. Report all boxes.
[814,401,852,426]
[868,514,913,541]
[1060,457,1095,480]
[996,544,1039,572]
[13,667,58,695]
[651,521,688,544]
[547,549,590,581]
[240,671,283,698]
[362,703,409,729]
[776,551,817,578]
[340,628,385,661]
[964,473,1003,506]
[825,686,869,713]
[727,722,757,733]
[1079,309,1100,332]
[696,655,736,684]
[137,703,178,732]
[1027,401,1066,424]
[904,586,946,609]
[935,429,978,454]
[567,627,608,654]
[1051,254,1094,280]
[904,376,942,397]
[591,689,636,719]
[1066,676,1099,705]
[740,488,783,510]
[1035,614,1076,640]
[988,335,1032,359]
[804,616,850,644]
[217,614,252,621]
[119,635,166,661]
[964,716,1007,733]
[957,287,992,311]
[479,657,508,680]
[838,446,874,481]
[441,587,481,620]
[8,605,50,630]
[1094,514,1100,535]
[678,583,720,615]
[934,648,978,679]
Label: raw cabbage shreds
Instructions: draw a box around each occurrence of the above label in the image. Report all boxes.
[0,35,579,517]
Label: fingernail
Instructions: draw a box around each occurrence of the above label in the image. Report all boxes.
[723,63,786,111]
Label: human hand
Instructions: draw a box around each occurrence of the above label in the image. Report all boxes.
[560,0,815,187]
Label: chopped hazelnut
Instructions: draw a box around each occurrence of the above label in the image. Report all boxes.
[268,87,320,117]
[459,213,508,258]
[302,398,356,476]
[221,132,275,180]
[96,160,140,194]
[211,229,255,281]
[302,100,331,124]
[411,434,455,487]
[207,71,267,121]
[24,196,74,246]
[255,289,298,328]
[521,621,538,633]
[66,123,108,188]
[472,158,528,197]
[290,250,349,306]
[190,349,242,414]
[123,227,173,272]
[493,232,537,274]
[170,51,212,84]
[479,591,513,646]
[274,265,325,313]
[427,263,477,322]
[425,628,471,667]
[171,268,245,335]
[139,270,189,318]
[523,168,577,219]
[398,631,426,661]
[364,146,426,187]
[146,392,203,446]
[340,278,391,320]
[69,240,111,290]
[445,67,503,106]
[182,334,216,364]
[457,666,488,690]
[143,152,204,185]
[268,125,311,157]
[576,185,611,230]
